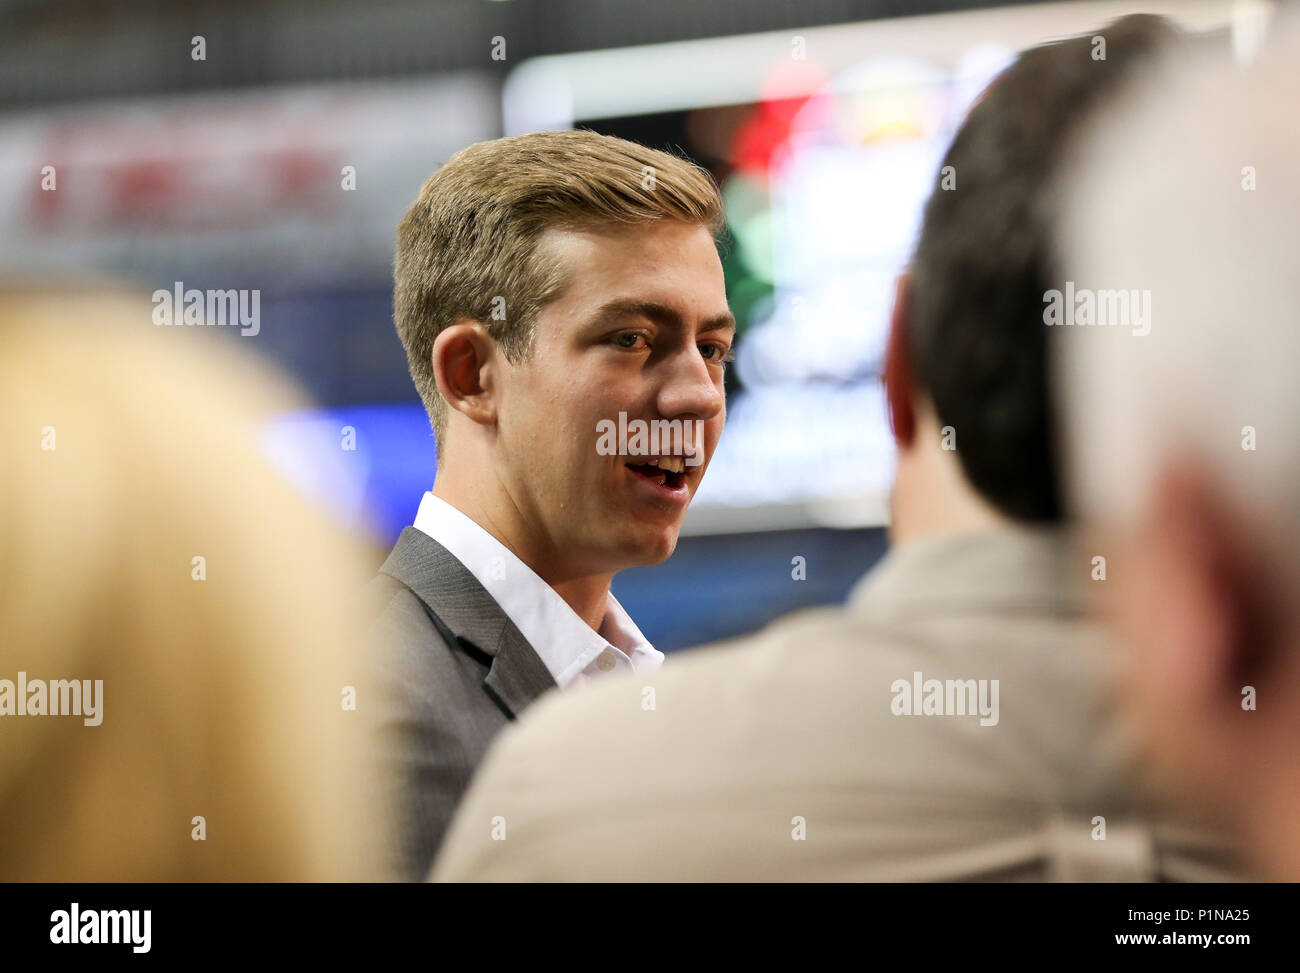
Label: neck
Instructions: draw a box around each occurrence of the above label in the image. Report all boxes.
[432,457,613,632]
[889,432,1007,549]
[550,576,613,631]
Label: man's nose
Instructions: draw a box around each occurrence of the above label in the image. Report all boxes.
[655,347,724,422]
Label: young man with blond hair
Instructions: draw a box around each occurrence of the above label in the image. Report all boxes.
[367,130,733,880]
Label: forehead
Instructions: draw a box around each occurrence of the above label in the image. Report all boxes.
[535,221,727,323]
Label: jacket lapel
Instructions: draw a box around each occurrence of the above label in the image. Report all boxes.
[380,527,557,718]
[482,626,558,720]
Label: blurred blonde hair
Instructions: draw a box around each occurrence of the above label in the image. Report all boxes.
[0,286,385,880]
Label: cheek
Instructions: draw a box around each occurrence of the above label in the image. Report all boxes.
[1115,559,1166,685]
[508,361,583,436]
[707,412,726,450]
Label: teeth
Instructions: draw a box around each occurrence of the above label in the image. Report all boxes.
[644,456,685,474]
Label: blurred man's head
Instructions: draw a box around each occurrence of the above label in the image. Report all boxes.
[394,131,730,579]
[1055,22,1300,879]
[885,14,1179,544]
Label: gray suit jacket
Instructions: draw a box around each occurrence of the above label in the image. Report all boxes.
[365,526,557,881]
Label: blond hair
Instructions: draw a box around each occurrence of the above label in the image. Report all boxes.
[393,130,724,447]
[0,288,385,881]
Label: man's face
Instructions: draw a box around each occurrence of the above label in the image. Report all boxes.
[493,219,731,577]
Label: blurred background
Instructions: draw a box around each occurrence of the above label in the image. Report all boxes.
[0,0,1261,650]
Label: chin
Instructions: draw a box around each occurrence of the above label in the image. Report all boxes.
[619,527,679,568]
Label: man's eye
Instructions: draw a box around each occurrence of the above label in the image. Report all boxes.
[700,343,735,364]
[612,332,649,350]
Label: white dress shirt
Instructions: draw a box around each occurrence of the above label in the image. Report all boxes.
[412,492,663,689]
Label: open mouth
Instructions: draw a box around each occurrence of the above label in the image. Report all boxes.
[625,455,688,491]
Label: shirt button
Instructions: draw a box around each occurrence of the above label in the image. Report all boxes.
[596,651,616,672]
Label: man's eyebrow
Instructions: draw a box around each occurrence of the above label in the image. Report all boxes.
[699,313,737,336]
[590,299,736,335]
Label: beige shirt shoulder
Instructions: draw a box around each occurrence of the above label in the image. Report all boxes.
[432,527,1243,882]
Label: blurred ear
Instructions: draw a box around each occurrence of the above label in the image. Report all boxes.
[432,320,500,429]
[883,271,917,448]
[1136,464,1270,711]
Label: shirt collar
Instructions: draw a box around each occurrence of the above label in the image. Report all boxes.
[412,493,662,688]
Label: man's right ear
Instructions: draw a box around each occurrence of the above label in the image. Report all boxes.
[431,320,499,428]
[883,271,917,448]
[1143,463,1283,710]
